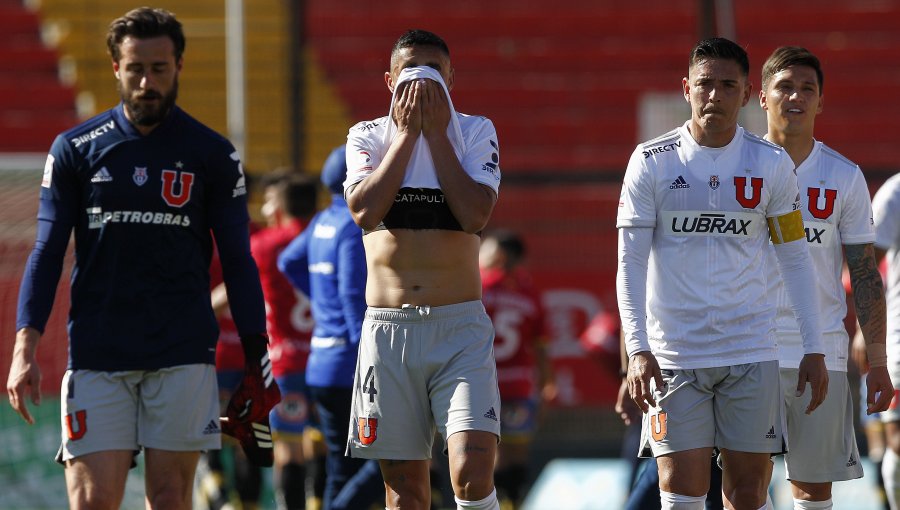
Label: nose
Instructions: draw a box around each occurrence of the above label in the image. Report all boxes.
[708,86,720,102]
[138,71,157,90]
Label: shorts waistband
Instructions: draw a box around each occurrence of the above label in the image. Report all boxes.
[365,300,485,322]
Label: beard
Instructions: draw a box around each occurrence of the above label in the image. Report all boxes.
[120,77,178,127]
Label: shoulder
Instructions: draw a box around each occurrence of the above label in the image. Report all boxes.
[173,108,236,154]
[877,173,900,199]
[633,128,681,163]
[457,112,497,138]
[60,108,120,153]
[741,129,783,152]
[816,141,863,179]
[349,116,388,137]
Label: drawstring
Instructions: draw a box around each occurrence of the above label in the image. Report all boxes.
[401,304,431,318]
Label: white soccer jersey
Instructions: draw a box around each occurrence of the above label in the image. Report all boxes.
[766,141,875,371]
[617,123,802,370]
[343,113,501,196]
[873,173,900,356]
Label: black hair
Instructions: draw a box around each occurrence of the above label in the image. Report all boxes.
[689,37,749,76]
[761,46,824,93]
[107,7,185,62]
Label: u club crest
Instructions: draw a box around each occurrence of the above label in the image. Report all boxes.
[133,167,148,186]
[708,175,720,190]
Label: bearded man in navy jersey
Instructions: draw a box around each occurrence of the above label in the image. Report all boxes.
[6,7,278,510]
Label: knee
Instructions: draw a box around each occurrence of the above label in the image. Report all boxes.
[68,490,120,510]
[722,484,766,509]
[147,481,192,509]
[385,484,430,510]
[452,460,496,501]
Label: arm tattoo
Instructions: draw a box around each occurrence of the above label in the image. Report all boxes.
[845,243,887,344]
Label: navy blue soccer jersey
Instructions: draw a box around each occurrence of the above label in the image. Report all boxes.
[16,104,266,370]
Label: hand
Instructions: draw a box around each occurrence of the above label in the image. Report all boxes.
[391,80,422,136]
[850,327,869,374]
[421,79,451,140]
[220,416,274,467]
[223,334,281,425]
[627,351,664,413]
[796,353,828,414]
[7,328,42,425]
[865,365,895,415]
[615,378,642,426]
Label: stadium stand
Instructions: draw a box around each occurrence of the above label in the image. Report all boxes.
[0,0,77,151]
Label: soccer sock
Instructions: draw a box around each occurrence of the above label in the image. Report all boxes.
[233,450,262,503]
[278,462,306,510]
[792,498,833,509]
[883,448,900,510]
[455,487,501,510]
[659,490,705,510]
[306,456,327,500]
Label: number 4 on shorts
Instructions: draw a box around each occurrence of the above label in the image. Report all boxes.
[362,365,377,403]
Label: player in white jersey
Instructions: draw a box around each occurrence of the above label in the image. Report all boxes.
[759,46,892,510]
[872,172,900,508]
[343,30,502,510]
[617,38,827,510]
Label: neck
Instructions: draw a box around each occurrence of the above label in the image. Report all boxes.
[765,129,814,167]
[121,104,162,136]
[688,121,736,148]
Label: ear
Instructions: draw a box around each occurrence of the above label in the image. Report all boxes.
[682,77,690,102]
[740,82,752,107]
[816,93,824,114]
[176,56,183,72]
[112,60,120,79]
[759,89,768,111]
[384,71,395,93]
[446,67,455,92]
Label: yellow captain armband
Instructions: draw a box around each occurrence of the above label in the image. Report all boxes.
[767,210,805,245]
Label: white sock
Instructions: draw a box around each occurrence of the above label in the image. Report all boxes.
[455,487,500,510]
[792,497,833,509]
[884,448,900,510]
[659,490,705,510]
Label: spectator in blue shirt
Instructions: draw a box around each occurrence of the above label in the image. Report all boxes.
[278,145,383,510]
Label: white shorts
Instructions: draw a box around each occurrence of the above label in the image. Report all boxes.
[880,363,900,423]
[56,364,220,464]
[639,361,785,457]
[778,368,862,482]
[347,300,502,460]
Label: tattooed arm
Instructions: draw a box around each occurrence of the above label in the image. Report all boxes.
[846,243,892,414]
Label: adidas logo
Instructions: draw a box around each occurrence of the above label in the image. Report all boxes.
[847,455,858,467]
[252,422,273,448]
[765,426,776,439]
[202,419,220,435]
[91,166,113,183]
[484,407,498,422]
[669,175,690,189]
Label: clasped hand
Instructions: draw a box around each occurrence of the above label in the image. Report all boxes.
[392,78,450,138]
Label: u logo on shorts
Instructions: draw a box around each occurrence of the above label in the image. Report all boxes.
[358,417,378,445]
[650,411,668,442]
[66,410,88,441]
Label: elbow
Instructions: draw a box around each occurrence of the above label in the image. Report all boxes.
[350,208,381,231]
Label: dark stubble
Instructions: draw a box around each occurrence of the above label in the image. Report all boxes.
[120,76,178,127]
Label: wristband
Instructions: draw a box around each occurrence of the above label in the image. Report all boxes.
[867,343,888,368]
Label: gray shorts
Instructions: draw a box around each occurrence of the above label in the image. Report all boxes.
[639,360,785,457]
[347,300,502,460]
[778,368,862,482]
[57,364,220,464]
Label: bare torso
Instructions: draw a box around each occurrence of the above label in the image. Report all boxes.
[363,229,482,307]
